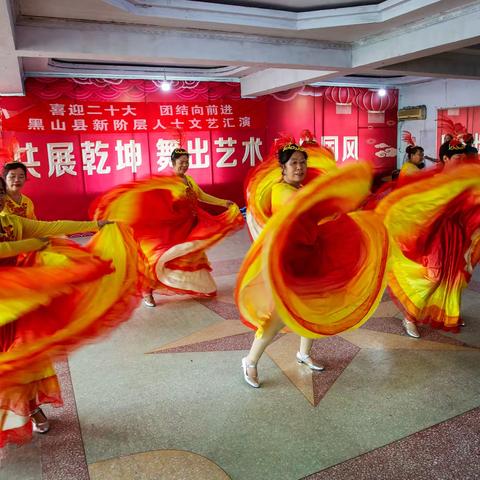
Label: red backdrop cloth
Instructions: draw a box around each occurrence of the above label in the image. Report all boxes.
[0,79,398,219]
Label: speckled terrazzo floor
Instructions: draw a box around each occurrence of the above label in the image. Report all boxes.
[1,227,480,480]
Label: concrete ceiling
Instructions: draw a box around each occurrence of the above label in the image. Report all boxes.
[1,0,480,95]
[190,1,384,12]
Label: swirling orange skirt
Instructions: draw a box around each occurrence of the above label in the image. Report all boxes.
[375,163,480,331]
[0,223,144,447]
[236,163,389,338]
[92,175,244,297]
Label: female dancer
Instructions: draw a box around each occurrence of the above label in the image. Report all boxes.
[376,143,480,338]
[399,145,425,180]
[2,162,36,219]
[93,147,243,307]
[245,135,337,239]
[394,142,426,336]
[0,177,142,446]
[237,144,389,388]
[1,162,111,436]
[243,145,324,385]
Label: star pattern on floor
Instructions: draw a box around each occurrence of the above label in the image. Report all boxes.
[148,294,478,407]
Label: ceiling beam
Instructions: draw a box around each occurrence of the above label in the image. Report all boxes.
[101,0,444,31]
[241,68,338,96]
[0,56,24,95]
[352,4,480,69]
[0,0,24,95]
[0,0,16,51]
[15,20,351,69]
[380,52,480,79]
[231,4,480,96]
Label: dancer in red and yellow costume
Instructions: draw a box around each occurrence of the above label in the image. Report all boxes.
[376,143,480,338]
[2,162,36,219]
[0,177,143,447]
[237,143,389,388]
[245,133,337,238]
[93,147,243,307]
[399,145,425,180]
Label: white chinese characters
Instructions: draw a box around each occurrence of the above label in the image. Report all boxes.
[47,143,76,177]
[14,136,266,178]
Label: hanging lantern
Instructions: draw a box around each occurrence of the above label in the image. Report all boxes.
[324,86,359,114]
[324,86,359,105]
[357,89,397,113]
[356,90,397,123]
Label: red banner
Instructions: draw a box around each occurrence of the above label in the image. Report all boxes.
[0,79,398,220]
[3,100,266,134]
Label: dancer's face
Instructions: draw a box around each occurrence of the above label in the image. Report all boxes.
[282,151,307,186]
[173,155,189,176]
[410,150,424,165]
[5,167,26,193]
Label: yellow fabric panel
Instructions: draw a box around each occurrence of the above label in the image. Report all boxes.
[186,175,228,207]
[271,182,298,215]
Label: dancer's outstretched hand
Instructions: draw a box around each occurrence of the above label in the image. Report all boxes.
[38,237,50,250]
[98,220,115,228]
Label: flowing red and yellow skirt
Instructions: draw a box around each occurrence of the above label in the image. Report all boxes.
[236,163,389,338]
[92,175,244,297]
[375,163,480,331]
[0,223,144,447]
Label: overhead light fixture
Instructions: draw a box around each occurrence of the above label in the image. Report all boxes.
[160,70,171,91]
[378,88,387,97]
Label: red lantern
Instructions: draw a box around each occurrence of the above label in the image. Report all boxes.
[324,86,359,105]
[356,90,397,112]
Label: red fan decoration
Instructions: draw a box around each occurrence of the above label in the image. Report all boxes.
[437,118,467,140]
[401,131,416,147]
[0,136,23,165]
[172,128,185,149]
[271,132,297,155]
[299,129,318,146]
[449,137,463,148]
[0,147,9,165]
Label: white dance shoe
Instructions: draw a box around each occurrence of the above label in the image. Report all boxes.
[296,352,325,371]
[30,408,50,434]
[402,318,420,338]
[143,294,156,307]
[241,357,260,388]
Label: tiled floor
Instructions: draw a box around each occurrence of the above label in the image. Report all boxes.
[1,227,480,480]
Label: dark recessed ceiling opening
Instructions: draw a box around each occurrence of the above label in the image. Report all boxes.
[347,73,405,79]
[52,59,228,70]
[193,1,383,13]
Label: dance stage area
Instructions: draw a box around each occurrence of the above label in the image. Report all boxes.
[2,228,479,480]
